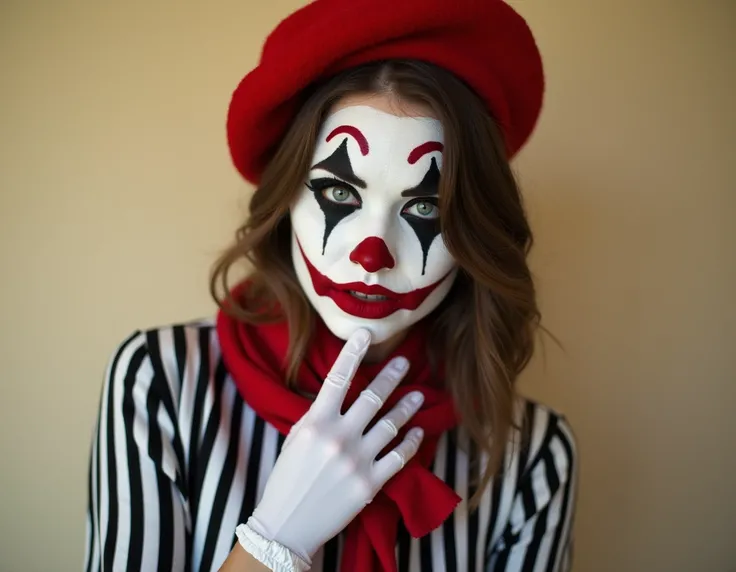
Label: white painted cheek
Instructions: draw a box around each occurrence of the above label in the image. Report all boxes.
[393,219,427,285]
[393,217,456,288]
[319,215,359,275]
[425,236,456,280]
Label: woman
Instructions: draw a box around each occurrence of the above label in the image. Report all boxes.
[85,1,577,571]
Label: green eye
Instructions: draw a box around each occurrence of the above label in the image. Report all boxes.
[416,201,435,216]
[403,199,439,219]
[331,188,350,202]
[323,186,360,206]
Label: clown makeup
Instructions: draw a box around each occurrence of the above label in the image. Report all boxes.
[290,103,458,344]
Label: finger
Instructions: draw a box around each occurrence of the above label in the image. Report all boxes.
[343,357,410,429]
[361,390,424,458]
[313,328,371,415]
[371,427,424,485]
[281,414,306,452]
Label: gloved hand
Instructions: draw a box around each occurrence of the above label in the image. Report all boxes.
[241,328,425,568]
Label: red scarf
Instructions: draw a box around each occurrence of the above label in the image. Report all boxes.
[216,292,461,572]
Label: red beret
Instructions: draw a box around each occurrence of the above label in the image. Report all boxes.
[227,0,544,184]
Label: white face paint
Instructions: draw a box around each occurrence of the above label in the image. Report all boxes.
[290,104,458,344]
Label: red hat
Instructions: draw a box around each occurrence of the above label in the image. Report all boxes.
[227,0,544,184]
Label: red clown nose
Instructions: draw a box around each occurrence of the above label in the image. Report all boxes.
[349,237,396,273]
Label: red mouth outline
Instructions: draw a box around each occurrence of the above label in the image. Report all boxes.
[297,240,453,319]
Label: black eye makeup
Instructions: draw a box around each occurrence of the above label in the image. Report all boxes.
[306,177,363,254]
[400,197,441,276]
[307,177,362,207]
[401,197,439,220]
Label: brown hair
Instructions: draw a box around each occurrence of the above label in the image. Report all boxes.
[211,60,540,508]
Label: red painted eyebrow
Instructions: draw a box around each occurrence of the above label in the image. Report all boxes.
[325,125,370,156]
[408,141,444,164]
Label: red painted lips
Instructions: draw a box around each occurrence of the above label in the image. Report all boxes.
[298,241,452,319]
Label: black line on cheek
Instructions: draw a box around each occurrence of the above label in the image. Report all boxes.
[309,190,359,254]
[403,217,441,275]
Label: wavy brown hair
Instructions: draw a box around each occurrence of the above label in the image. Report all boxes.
[211,60,540,508]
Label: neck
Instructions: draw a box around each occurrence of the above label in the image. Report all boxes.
[364,329,408,363]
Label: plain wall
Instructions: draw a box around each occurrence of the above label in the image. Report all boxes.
[1,1,734,570]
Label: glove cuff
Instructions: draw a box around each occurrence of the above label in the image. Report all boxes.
[236,520,312,572]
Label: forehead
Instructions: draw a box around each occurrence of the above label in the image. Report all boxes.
[312,105,444,175]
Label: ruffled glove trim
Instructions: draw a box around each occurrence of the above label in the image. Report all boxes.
[235,521,312,572]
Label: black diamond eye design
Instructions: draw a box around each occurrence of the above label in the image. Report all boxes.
[400,158,442,275]
[307,137,367,254]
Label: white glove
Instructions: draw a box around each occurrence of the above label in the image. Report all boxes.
[237,328,425,569]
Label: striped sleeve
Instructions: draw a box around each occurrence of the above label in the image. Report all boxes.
[486,410,578,572]
[85,331,189,572]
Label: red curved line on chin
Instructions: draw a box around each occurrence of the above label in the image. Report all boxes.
[408,141,444,164]
[326,125,370,156]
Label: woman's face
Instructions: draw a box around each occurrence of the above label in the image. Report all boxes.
[290,93,458,344]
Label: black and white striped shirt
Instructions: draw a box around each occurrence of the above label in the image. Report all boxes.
[85,320,577,572]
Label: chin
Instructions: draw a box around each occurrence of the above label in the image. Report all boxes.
[320,312,405,345]
[312,293,444,346]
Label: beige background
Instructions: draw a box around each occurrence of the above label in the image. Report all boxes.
[1,1,734,571]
